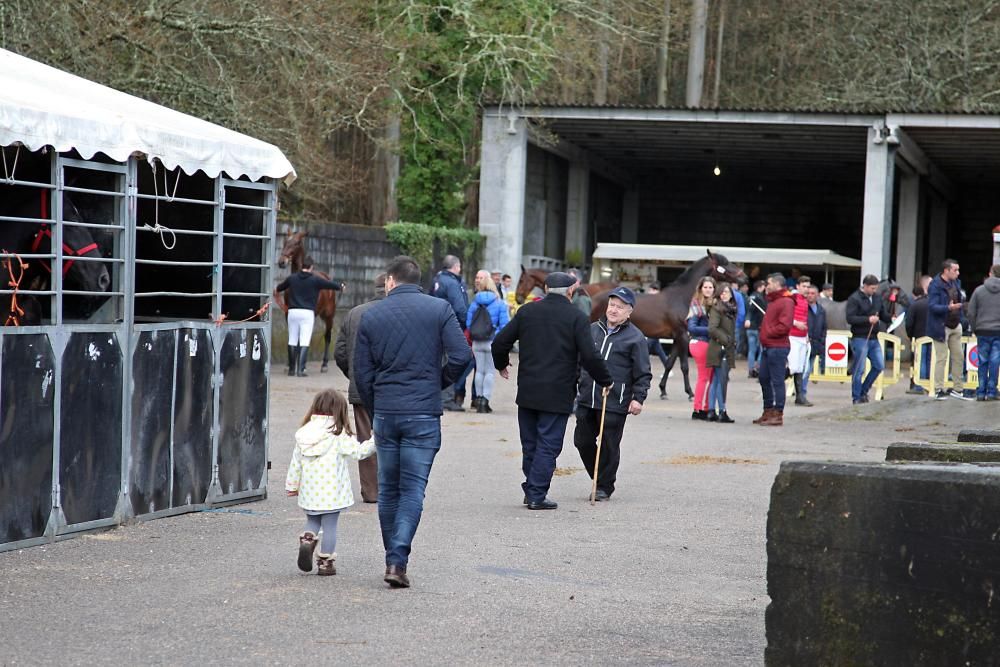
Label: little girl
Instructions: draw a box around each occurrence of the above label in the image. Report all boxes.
[286,389,375,576]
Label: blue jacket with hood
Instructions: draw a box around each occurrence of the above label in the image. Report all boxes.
[466,290,510,340]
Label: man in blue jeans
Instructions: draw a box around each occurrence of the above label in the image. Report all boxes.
[354,255,471,588]
[492,272,612,509]
[968,264,1000,400]
[845,274,892,404]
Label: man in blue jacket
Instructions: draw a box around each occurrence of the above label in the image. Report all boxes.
[927,259,972,400]
[354,255,471,588]
[432,255,474,411]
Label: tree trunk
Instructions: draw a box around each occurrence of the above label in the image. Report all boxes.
[686,0,709,107]
[712,0,726,107]
[656,0,672,106]
[595,0,611,104]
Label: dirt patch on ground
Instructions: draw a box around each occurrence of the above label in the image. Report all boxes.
[650,455,767,466]
[552,467,583,476]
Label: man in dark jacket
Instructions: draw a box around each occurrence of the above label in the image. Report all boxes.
[354,256,471,589]
[573,287,651,501]
[274,256,344,377]
[492,272,612,510]
[927,259,972,400]
[845,274,893,404]
[798,284,827,406]
[333,273,385,503]
[432,255,474,411]
[745,280,767,378]
[754,273,794,426]
[968,264,1000,400]
[904,276,931,393]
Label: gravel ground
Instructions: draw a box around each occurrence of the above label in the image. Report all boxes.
[1,357,994,666]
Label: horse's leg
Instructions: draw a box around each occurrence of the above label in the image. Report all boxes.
[679,344,694,400]
[321,315,332,372]
[660,346,678,399]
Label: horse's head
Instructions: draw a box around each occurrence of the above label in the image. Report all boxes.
[706,249,746,286]
[515,264,533,304]
[278,231,306,270]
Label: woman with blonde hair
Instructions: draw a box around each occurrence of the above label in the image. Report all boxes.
[686,276,716,420]
[466,269,509,413]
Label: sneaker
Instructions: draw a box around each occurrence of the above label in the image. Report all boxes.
[934,390,949,401]
[977,396,987,402]
[950,389,974,402]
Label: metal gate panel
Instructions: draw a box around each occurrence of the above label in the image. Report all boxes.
[172,328,213,507]
[129,330,175,515]
[0,335,55,543]
[217,328,267,495]
[60,332,123,526]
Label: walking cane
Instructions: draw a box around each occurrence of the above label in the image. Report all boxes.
[590,389,609,506]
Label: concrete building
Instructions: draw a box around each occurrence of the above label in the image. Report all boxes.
[479,105,1000,294]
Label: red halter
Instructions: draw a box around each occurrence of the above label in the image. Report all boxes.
[29,225,99,277]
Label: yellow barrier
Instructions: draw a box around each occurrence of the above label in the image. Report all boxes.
[783,329,901,400]
[872,332,902,400]
[910,335,978,393]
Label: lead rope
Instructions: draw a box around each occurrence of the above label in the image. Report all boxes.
[1,145,20,184]
[141,159,177,250]
[3,251,28,326]
[213,300,271,327]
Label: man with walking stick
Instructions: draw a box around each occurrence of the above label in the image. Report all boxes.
[492,272,613,510]
[845,274,892,405]
[573,287,651,502]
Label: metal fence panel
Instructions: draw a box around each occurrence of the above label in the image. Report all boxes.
[172,328,213,507]
[129,330,175,515]
[0,335,55,543]
[60,332,123,525]
[217,328,267,495]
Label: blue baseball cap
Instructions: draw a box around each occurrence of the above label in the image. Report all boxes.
[608,286,636,307]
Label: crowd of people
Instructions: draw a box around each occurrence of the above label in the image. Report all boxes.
[279,253,1000,588]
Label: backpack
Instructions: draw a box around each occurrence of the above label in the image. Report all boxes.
[468,303,495,341]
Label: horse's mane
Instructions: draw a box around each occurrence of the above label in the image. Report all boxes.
[672,253,726,287]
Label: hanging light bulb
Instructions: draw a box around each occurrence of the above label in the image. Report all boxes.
[713,164,721,176]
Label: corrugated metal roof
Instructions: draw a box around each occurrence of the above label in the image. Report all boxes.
[486,101,1000,116]
[591,243,862,268]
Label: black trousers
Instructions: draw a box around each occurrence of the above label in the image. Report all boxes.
[573,406,628,496]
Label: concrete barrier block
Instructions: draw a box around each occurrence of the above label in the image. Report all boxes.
[766,461,1000,666]
[958,429,1000,444]
[886,441,1000,463]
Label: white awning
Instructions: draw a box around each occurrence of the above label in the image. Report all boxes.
[591,243,862,268]
[0,48,296,184]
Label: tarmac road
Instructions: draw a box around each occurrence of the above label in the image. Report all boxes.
[1,357,995,665]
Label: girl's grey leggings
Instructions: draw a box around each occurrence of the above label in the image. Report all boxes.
[305,511,340,554]
[472,340,496,400]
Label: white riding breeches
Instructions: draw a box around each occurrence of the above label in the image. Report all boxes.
[287,308,315,346]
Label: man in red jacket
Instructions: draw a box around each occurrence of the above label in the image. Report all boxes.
[754,273,795,426]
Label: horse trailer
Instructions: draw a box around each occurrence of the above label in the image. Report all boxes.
[0,48,295,551]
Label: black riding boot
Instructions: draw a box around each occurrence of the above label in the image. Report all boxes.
[793,373,813,406]
[287,346,297,376]
[296,346,309,377]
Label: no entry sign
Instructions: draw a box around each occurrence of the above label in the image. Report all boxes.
[826,334,849,369]
[967,342,980,370]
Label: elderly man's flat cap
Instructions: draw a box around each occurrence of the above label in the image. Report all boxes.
[545,271,577,288]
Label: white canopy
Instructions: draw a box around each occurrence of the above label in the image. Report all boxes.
[591,243,862,268]
[0,48,296,184]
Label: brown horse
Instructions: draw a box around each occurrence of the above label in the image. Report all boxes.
[514,266,615,303]
[589,250,747,400]
[273,231,339,372]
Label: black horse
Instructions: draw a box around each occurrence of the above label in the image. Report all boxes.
[1,188,111,325]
